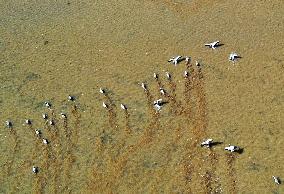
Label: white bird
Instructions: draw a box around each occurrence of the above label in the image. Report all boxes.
[42,113,48,120]
[229,52,239,62]
[201,139,213,148]
[154,104,162,112]
[60,113,67,119]
[153,73,158,80]
[68,95,75,101]
[185,56,191,63]
[99,88,106,94]
[5,120,12,128]
[154,99,163,106]
[35,129,41,136]
[49,120,55,126]
[25,119,32,125]
[168,56,182,66]
[32,166,39,174]
[160,88,166,96]
[166,72,171,80]
[272,176,281,185]
[141,83,147,91]
[184,71,189,78]
[102,102,108,109]
[44,102,52,109]
[43,138,49,145]
[205,41,220,49]
[225,145,240,152]
[196,61,201,67]
[120,104,127,110]
[153,99,164,112]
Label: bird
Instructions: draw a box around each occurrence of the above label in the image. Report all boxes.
[103,102,108,109]
[32,166,39,174]
[184,71,189,78]
[42,138,49,145]
[120,104,127,110]
[201,139,213,148]
[272,176,281,185]
[42,113,48,120]
[141,83,147,91]
[229,52,239,62]
[224,145,240,152]
[99,88,106,94]
[35,129,41,136]
[60,113,67,119]
[154,99,163,106]
[168,56,182,66]
[154,104,162,112]
[196,61,201,68]
[153,99,164,112]
[159,88,166,96]
[205,41,220,49]
[5,120,12,128]
[185,56,191,63]
[153,73,158,80]
[68,95,75,101]
[49,120,55,126]
[44,102,52,109]
[166,72,171,80]
[25,119,32,125]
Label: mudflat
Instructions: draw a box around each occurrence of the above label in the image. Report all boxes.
[0,0,283,193]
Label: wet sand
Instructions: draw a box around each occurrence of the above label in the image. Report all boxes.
[0,0,284,193]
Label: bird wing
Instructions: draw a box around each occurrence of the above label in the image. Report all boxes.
[213,41,219,46]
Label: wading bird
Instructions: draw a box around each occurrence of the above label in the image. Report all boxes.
[184,71,189,78]
[42,113,48,120]
[32,166,39,174]
[35,129,41,136]
[141,83,147,91]
[44,102,52,109]
[42,138,49,145]
[185,56,191,63]
[229,52,240,62]
[153,73,158,80]
[154,99,163,106]
[196,61,201,68]
[225,144,240,152]
[201,139,213,148]
[272,176,281,185]
[99,88,106,94]
[49,120,55,126]
[168,56,182,66]
[103,102,108,109]
[154,104,162,112]
[120,104,127,110]
[153,99,164,112]
[5,120,12,128]
[205,41,220,49]
[166,72,171,80]
[60,113,67,119]
[25,119,32,125]
[160,88,166,96]
[68,95,75,101]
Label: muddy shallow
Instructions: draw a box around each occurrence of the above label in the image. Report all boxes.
[0,0,283,193]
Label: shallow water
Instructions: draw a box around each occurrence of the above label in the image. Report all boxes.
[0,0,284,193]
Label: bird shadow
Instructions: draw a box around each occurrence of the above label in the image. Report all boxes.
[235,147,244,154]
[159,101,169,106]
[179,57,186,63]
[215,43,224,48]
[210,141,223,147]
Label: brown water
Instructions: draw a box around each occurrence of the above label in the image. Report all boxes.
[1,0,284,193]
